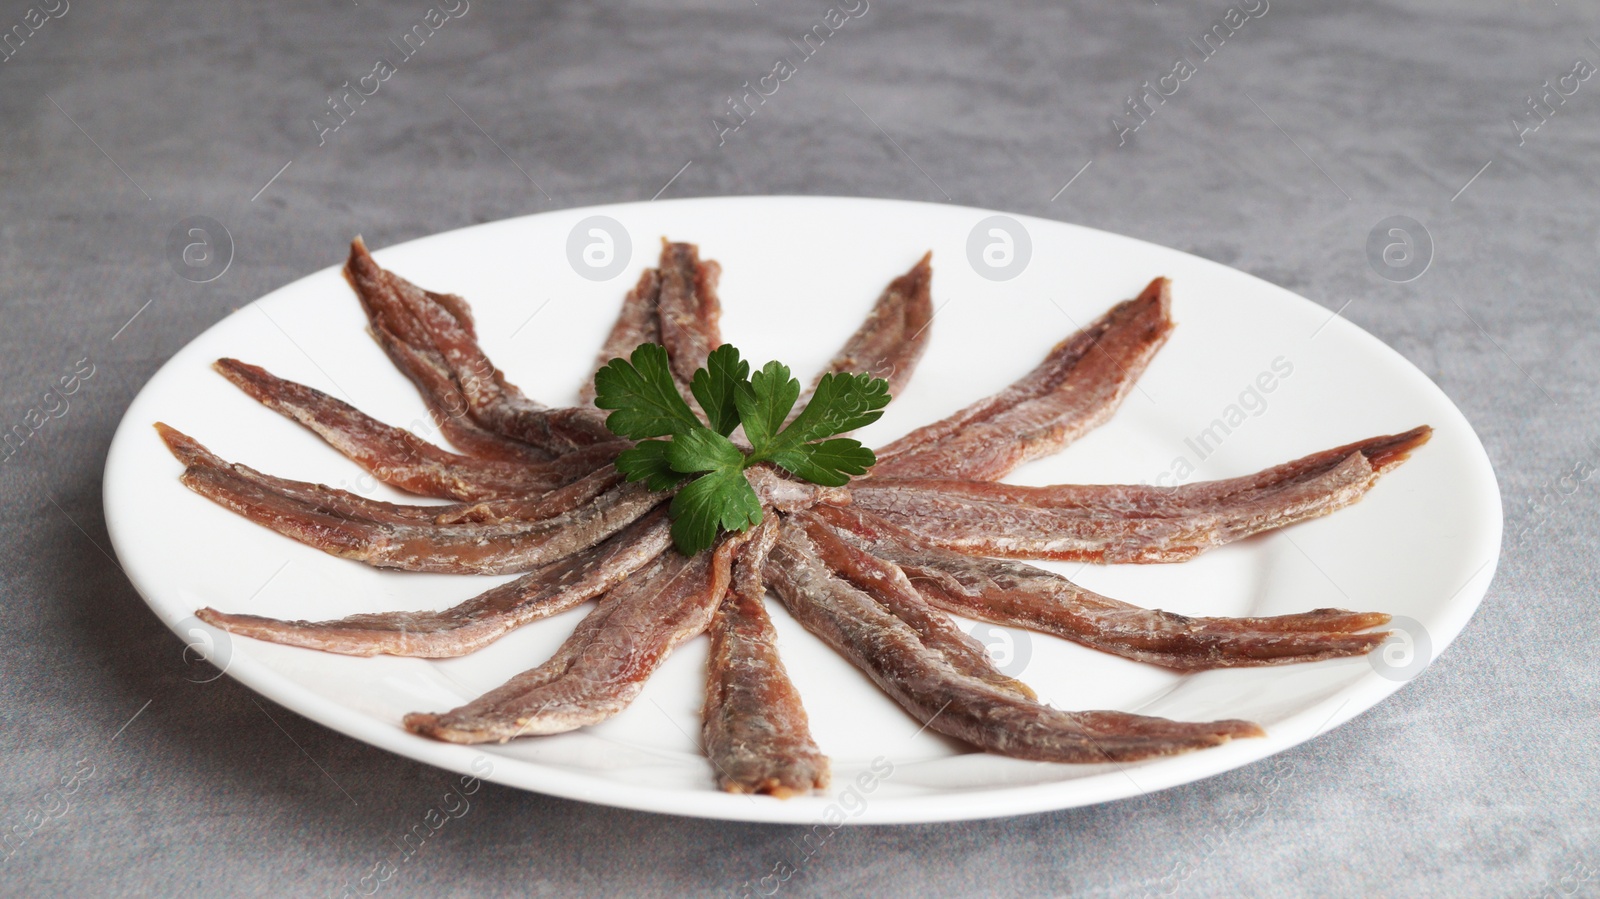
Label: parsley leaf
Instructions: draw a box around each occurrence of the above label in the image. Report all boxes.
[666,426,744,474]
[614,439,688,491]
[595,342,890,556]
[690,345,749,437]
[669,467,762,556]
[735,361,800,449]
[593,344,701,439]
[770,438,877,487]
[774,371,891,448]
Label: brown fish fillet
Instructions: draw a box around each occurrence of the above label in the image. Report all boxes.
[656,240,723,395]
[157,423,623,531]
[195,509,673,657]
[347,238,560,462]
[404,534,742,743]
[214,358,579,501]
[432,465,628,525]
[157,422,445,525]
[811,252,934,399]
[703,518,831,797]
[794,511,1036,700]
[346,237,619,453]
[176,456,665,575]
[860,427,1432,519]
[347,236,547,416]
[744,464,852,512]
[764,523,1263,762]
[579,267,662,405]
[854,452,1377,563]
[368,320,557,463]
[813,504,1392,670]
[851,431,1428,563]
[872,277,1174,481]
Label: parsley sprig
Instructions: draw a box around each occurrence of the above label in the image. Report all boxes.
[594,344,890,555]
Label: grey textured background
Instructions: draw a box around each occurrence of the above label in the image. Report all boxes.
[2,0,1597,896]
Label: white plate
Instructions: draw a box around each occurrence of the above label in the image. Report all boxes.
[103,197,1501,824]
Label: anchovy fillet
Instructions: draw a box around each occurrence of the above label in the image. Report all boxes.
[794,511,1036,700]
[764,522,1262,763]
[167,433,663,575]
[346,237,619,454]
[703,518,831,797]
[196,509,672,657]
[656,241,724,395]
[812,504,1393,670]
[811,252,934,399]
[851,428,1431,563]
[579,267,662,405]
[403,534,740,743]
[872,277,1174,481]
[214,358,577,501]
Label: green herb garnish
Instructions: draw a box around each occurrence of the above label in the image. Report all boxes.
[594,344,889,555]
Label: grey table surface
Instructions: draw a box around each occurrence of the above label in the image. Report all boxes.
[2,0,1597,895]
